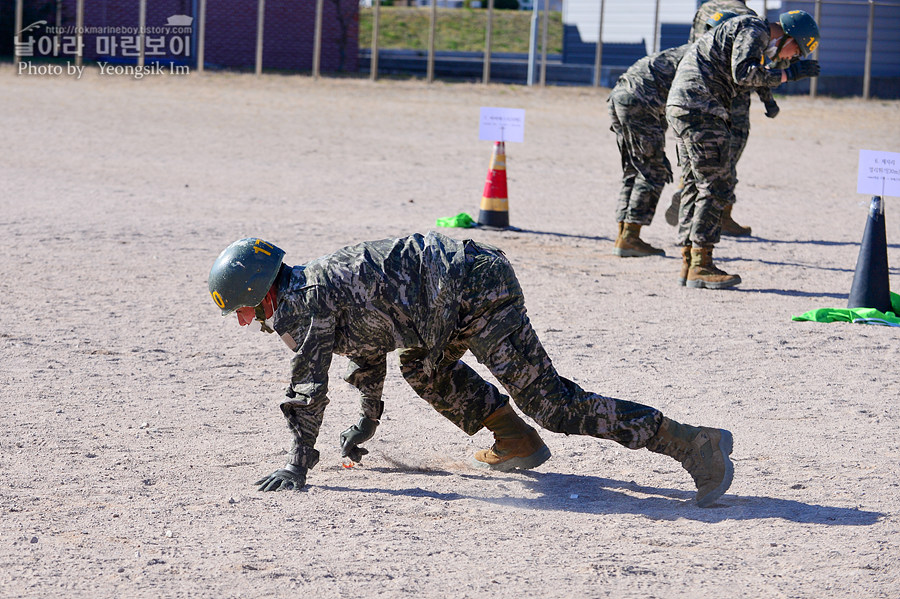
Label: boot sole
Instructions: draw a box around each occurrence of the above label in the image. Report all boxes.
[613,248,666,258]
[471,445,552,472]
[696,429,734,508]
[686,275,742,289]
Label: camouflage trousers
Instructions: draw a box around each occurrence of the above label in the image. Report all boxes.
[609,96,673,226]
[399,243,662,449]
[730,91,751,168]
[668,111,736,247]
[670,92,750,208]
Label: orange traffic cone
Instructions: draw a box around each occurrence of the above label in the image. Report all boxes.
[477,141,510,229]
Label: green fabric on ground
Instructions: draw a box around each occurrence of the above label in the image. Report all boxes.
[792,291,900,325]
[436,213,476,228]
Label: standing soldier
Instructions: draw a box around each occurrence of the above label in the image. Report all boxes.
[666,11,820,289]
[608,43,690,258]
[663,0,785,237]
[208,233,735,507]
[610,11,745,258]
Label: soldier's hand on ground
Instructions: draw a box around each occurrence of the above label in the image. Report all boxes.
[764,99,780,118]
[254,464,307,491]
[785,60,820,81]
[340,417,379,462]
[343,445,369,463]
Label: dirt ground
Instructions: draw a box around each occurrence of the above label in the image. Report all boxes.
[1,63,899,598]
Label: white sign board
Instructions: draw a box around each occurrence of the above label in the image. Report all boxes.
[479,107,525,143]
[857,149,900,196]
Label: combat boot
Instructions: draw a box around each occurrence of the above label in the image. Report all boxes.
[721,205,752,237]
[473,403,551,471]
[613,223,666,258]
[664,188,681,227]
[686,246,741,289]
[677,245,692,287]
[646,417,734,507]
[614,221,624,246]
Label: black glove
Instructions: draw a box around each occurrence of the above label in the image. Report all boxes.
[785,60,820,82]
[340,417,379,462]
[764,99,780,119]
[254,463,307,492]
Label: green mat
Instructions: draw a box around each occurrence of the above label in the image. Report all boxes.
[436,213,476,229]
[792,291,900,326]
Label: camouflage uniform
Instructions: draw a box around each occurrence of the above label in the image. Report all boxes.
[666,15,782,246]
[272,232,662,469]
[609,44,688,225]
[690,0,775,193]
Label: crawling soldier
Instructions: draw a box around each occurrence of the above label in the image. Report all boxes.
[208,233,734,507]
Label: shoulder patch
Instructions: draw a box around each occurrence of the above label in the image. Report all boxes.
[280,332,299,351]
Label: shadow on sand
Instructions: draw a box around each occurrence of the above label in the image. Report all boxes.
[315,469,884,526]
[732,236,900,250]
[475,226,611,243]
[731,288,850,300]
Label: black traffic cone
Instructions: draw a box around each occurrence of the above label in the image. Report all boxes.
[848,196,892,313]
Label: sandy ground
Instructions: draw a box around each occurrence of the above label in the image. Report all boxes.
[1,63,899,598]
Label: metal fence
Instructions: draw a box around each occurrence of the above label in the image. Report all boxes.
[363,0,900,98]
[800,0,900,99]
[12,0,336,78]
[12,0,900,98]
[365,0,556,86]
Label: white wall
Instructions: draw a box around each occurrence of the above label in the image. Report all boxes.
[562,0,784,53]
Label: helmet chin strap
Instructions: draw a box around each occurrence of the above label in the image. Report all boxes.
[252,286,278,334]
[253,304,275,333]
[767,34,789,61]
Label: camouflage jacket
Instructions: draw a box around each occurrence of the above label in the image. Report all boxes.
[271,232,470,465]
[690,0,754,42]
[666,14,782,121]
[609,44,690,118]
[689,0,775,105]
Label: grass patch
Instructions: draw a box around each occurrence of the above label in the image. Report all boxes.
[359,7,563,54]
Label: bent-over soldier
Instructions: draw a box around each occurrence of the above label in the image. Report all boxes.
[666,11,820,289]
[208,233,735,507]
[664,0,789,236]
[609,43,690,258]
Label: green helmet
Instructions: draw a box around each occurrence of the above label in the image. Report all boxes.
[780,10,820,56]
[706,11,740,31]
[208,238,285,315]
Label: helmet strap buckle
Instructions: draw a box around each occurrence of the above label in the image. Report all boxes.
[254,304,275,334]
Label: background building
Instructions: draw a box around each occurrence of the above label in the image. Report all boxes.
[9,0,360,73]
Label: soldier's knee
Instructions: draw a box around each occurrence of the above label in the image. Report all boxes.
[398,347,427,366]
[508,374,581,432]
